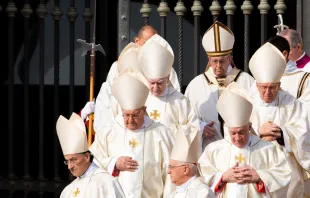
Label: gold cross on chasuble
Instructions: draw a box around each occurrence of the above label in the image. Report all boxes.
[150,110,160,120]
[129,138,139,148]
[235,153,246,164]
[73,188,80,197]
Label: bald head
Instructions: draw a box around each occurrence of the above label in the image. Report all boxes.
[134,25,157,46]
[279,29,304,61]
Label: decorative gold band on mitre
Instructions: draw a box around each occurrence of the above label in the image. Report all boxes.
[203,21,234,57]
[206,49,233,57]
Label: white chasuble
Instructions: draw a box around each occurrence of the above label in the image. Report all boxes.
[281,71,310,197]
[146,86,199,139]
[185,67,254,150]
[170,176,215,198]
[60,163,125,198]
[89,115,175,198]
[94,81,115,132]
[198,134,291,198]
[250,91,310,198]
[94,61,180,131]
[281,71,310,103]
[226,139,251,198]
[118,128,145,197]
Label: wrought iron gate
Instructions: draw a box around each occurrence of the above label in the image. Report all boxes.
[1,0,297,197]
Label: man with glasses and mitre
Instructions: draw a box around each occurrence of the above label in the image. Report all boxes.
[185,21,254,150]
[137,36,199,139]
[168,126,214,198]
[89,71,174,198]
[199,86,291,197]
[56,113,125,198]
[248,42,310,198]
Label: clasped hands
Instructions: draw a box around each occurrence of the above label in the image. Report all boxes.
[222,163,261,184]
[258,122,281,142]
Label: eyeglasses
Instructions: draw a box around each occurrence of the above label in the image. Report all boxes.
[122,109,144,119]
[210,56,230,65]
[168,165,186,170]
[64,158,78,165]
[257,84,279,92]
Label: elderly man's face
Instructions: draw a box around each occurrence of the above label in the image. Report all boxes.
[147,77,169,96]
[209,55,232,77]
[64,152,90,177]
[229,124,251,148]
[167,159,188,186]
[256,82,280,103]
[122,107,146,130]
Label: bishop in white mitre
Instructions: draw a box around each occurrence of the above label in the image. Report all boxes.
[56,113,125,198]
[250,35,310,105]
[137,37,199,139]
[199,87,291,197]
[185,21,254,150]
[168,126,215,198]
[268,36,310,198]
[93,34,180,132]
[89,72,174,198]
[248,42,310,198]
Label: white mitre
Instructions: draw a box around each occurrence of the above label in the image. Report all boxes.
[138,41,174,79]
[117,42,142,73]
[202,21,234,57]
[249,42,286,83]
[217,88,253,128]
[56,112,88,155]
[112,72,149,110]
[170,125,199,163]
[144,33,174,57]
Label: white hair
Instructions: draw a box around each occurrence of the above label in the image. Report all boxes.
[280,29,303,49]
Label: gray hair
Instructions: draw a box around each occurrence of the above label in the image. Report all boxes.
[279,29,303,48]
[187,163,198,176]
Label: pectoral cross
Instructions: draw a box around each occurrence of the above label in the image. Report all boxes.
[129,138,139,148]
[73,188,80,197]
[150,110,160,120]
[235,153,246,164]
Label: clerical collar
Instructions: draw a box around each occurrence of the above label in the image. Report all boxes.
[210,65,233,78]
[284,60,298,74]
[79,162,98,179]
[296,52,306,62]
[176,175,197,193]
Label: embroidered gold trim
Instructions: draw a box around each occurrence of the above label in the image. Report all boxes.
[297,72,310,98]
[206,49,233,57]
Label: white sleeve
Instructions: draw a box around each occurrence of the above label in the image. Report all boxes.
[107,157,119,175]
[106,61,119,87]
